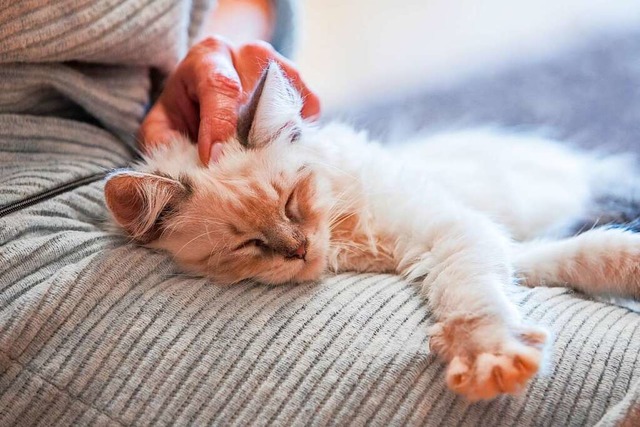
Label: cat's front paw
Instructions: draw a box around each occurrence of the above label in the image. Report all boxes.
[429,318,548,401]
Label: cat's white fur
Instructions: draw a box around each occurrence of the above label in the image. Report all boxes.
[107,63,640,400]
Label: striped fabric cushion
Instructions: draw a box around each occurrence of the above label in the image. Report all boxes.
[1,181,640,426]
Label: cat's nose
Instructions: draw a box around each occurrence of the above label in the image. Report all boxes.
[287,239,307,260]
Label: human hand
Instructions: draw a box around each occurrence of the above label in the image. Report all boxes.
[139,36,321,164]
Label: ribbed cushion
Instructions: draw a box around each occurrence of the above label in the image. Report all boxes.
[1,183,639,426]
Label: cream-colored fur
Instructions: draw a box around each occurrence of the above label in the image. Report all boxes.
[105,64,640,401]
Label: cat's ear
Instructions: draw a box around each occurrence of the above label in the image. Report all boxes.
[104,171,189,243]
[237,62,303,149]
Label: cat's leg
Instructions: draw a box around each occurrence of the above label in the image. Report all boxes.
[401,211,548,401]
[515,227,640,298]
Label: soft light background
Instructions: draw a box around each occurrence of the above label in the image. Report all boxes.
[297,0,640,111]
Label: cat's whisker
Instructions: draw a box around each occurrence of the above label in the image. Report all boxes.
[329,212,359,229]
[327,203,362,222]
[326,196,360,219]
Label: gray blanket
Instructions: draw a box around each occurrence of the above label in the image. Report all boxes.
[1,2,639,426]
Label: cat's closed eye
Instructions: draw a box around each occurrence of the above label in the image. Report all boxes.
[236,238,269,251]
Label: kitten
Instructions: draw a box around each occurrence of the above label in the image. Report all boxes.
[105,63,640,401]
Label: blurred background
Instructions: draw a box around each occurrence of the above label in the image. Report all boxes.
[214,0,640,150]
[297,0,640,111]
[274,0,640,153]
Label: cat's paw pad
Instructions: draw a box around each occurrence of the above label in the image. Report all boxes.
[445,346,542,401]
[429,319,548,401]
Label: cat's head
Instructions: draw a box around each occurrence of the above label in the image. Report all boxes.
[105,63,332,285]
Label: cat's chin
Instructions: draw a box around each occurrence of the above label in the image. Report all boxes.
[258,252,328,286]
[289,254,328,283]
[271,230,331,285]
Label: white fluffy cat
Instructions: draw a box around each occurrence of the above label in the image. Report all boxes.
[105,63,640,401]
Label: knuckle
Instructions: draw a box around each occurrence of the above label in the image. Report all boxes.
[206,115,236,127]
[185,36,228,62]
[195,36,224,50]
[199,72,242,97]
[201,115,237,137]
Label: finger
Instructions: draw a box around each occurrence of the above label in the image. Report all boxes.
[260,52,320,118]
[234,42,321,120]
[299,86,321,120]
[196,69,242,164]
[139,75,199,150]
[138,103,184,151]
[269,57,321,119]
[170,81,200,140]
[189,43,243,164]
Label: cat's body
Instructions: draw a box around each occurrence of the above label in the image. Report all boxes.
[105,64,640,401]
